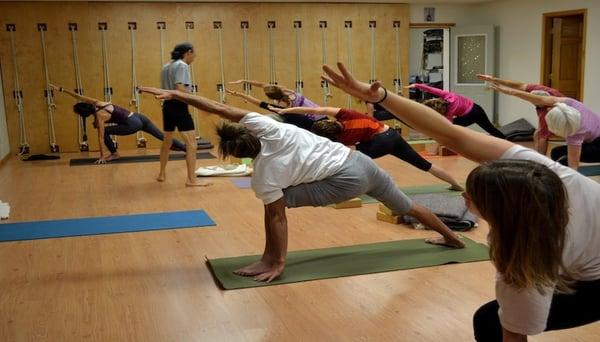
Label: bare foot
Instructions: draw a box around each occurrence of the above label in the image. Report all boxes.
[234,260,285,282]
[186,179,212,187]
[106,153,120,162]
[156,174,166,182]
[234,260,273,277]
[449,184,464,191]
[425,236,465,249]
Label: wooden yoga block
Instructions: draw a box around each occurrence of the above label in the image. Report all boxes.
[438,145,458,156]
[333,197,362,209]
[376,211,401,224]
[378,204,394,216]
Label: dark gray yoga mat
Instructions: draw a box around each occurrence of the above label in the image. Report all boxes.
[70,151,214,166]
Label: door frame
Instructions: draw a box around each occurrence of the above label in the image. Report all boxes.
[540,8,587,100]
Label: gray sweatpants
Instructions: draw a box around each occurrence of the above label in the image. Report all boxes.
[283,151,413,215]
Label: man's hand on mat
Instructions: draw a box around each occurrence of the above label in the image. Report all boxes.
[234,260,285,282]
[138,86,176,100]
[322,62,384,104]
[425,236,465,249]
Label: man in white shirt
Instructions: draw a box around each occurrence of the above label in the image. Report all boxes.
[139,86,464,282]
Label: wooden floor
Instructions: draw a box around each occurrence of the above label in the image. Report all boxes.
[0,147,598,341]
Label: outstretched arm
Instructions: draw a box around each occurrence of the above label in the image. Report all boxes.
[272,106,340,117]
[322,63,513,163]
[49,84,106,106]
[229,79,270,89]
[139,87,249,123]
[477,75,528,91]
[226,89,262,106]
[489,83,561,107]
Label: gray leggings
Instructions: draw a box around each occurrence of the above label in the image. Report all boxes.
[104,113,186,153]
[283,151,413,215]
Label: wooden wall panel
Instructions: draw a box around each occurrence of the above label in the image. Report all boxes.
[0,2,409,153]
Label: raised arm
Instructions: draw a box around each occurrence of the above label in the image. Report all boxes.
[139,87,249,123]
[228,79,270,89]
[411,83,450,98]
[226,89,262,106]
[477,74,527,91]
[273,106,340,117]
[489,83,561,107]
[49,84,105,106]
[322,63,513,163]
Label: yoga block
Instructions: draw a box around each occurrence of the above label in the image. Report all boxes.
[333,197,362,209]
[376,211,401,224]
[378,204,394,216]
[439,145,457,156]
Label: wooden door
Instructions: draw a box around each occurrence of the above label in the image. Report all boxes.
[543,13,584,99]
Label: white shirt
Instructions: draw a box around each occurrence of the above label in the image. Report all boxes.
[497,145,600,335]
[240,113,351,204]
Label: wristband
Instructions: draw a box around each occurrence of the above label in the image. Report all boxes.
[371,87,387,105]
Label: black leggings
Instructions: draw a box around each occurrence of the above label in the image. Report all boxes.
[356,128,432,171]
[551,137,600,165]
[104,113,186,153]
[473,279,600,341]
[453,104,506,139]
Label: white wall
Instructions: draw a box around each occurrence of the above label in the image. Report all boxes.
[0,66,10,160]
[410,0,600,126]
[476,0,599,125]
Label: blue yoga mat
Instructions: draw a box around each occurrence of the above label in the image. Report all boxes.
[0,210,215,242]
[578,165,600,176]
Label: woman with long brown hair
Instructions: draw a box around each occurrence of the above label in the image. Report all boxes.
[323,62,600,342]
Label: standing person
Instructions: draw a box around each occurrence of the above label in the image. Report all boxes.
[477,74,564,154]
[490,83,600,169]
[322,62,600,342]
[273,105,463,190]
[139,85,465,282]
[49,84,186,164]
[407,83,506,139]
[160,42,210,186]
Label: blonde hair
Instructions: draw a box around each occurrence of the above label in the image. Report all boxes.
[422,98,448,115]
[546,103,581,138]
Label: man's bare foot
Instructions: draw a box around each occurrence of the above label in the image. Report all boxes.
[186,179,212,187]
[234,260,273,277]
[425,236,465,249]
[234,260,285,282]
[449,184,464,191]
[156,174,166,182]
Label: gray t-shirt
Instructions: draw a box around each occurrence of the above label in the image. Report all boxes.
[161,59,191,91]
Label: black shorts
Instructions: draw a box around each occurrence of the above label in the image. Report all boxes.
[162,99,195,132]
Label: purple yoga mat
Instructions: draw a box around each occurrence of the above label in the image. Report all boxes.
[231,177,252,189]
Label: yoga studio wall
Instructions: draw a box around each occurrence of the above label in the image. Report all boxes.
[0,2,409,154]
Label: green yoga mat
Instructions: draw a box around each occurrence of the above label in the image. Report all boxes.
[207,236,489,290]
[359,184,463,204]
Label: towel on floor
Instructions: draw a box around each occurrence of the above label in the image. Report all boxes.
[499,118,535,142]
[403,193,477,231]
[195,164,252,177]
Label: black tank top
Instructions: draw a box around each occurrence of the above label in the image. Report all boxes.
[97,104,131,124]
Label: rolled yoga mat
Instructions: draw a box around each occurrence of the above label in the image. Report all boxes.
[207,236,488,290]
[0,209,215,242]
[70,151,214,166]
